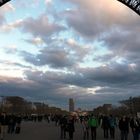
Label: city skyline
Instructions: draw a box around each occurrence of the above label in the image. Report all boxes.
[0,0,140,109]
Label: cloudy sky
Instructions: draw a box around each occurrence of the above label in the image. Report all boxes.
[0,0,140,110]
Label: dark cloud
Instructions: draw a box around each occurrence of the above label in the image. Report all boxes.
[20,47,75,68]
[63,0,140,41]
[100,25,140,65]
[20,38,92,68]
[1,65,140,109]
[79,63,140,86]
[21,14,66,38]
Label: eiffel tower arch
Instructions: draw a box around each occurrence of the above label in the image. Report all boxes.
[0,0,140,16]
[0,0,11,7]
[117,0,140,15]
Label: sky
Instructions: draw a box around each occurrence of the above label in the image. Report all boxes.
[0,0,140,110]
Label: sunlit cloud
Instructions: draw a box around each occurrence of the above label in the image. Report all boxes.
[87,86,103,95]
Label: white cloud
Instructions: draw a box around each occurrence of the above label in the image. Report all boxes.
[45,0,52,5]
[25,37,45,46]
[0,19,23,32]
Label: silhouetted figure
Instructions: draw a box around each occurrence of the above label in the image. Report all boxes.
[119,116,129,140]
[109,115,117,139]
[130,117,140,140]
[101,116,110,139]
[7,114,16,134]
[0,112,9,140]
[15,115,22,134]
[59,116,67,139]
[67,116,75,140]
[82,118,89,140]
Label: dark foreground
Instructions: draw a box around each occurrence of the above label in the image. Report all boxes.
[4,121,133,140]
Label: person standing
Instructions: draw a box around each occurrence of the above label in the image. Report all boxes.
[130,116,140,140]
[7,114,16,134]
[67,116,75,140]
[119,116,129,140]
[109,115,117,139]
[88,115,98,140]
[59,116,67,139]
[0,112,9,140]
[82,118,89,140]
[101,115,110,139]
[15,114,22,134]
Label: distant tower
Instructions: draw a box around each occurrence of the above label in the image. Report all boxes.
[69,98,74,112]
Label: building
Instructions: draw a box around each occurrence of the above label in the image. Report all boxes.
[69,98,74,112]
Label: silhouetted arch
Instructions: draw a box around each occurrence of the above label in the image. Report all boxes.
[0,0,140,16]
[117,0,140,15]
[0,0,11,7]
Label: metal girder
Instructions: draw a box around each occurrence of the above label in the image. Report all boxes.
[117,0,140,15]
[0,0,11,7]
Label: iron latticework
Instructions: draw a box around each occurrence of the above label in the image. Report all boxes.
[118,0,140,15]
[0,0,11,7]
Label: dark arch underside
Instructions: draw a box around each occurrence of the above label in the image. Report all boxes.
[0,0,11,7]
[117,0,140,15]
[0,0,140,16]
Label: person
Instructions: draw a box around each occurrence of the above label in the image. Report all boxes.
[109,115,117,139]
[82,118,89,140]
[7,114,16,134]
[130,116,140,140]
[59,116,67,139]
[67,116,75,140]
[119,116,129,140]
[88,115,98,140]
[0,112,9,140]
[101,115,110,139]
[15,114,22,134]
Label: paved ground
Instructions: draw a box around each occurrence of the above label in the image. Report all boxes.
[4,121,133,140]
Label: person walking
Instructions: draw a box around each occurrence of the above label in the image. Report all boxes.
[101,115,110,139]
[15,114,22,134]
[88,115,98,140]
[67,116,75,140]
[7,114,16,134]
[119,116,129,140]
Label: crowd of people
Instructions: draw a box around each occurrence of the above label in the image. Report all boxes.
[0,112,22,140]
[57,114,140,140]
[0,112,140,140]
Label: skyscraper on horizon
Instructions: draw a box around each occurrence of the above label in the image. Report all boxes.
[69,98,74,112]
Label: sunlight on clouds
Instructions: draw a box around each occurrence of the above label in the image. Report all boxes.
[67,38,77,46]
[129,63,137,71]
[87,86,103,94]
[0,3,15,12]
[68,85,77,89]
[29,37,45,46]
[113,56,126,64]
[45,0,52,5]
[5,44,17,49]
[0,19,23,32]
[0,69,24,78]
